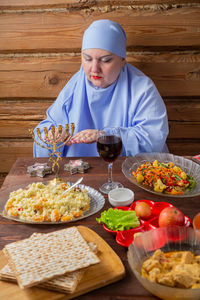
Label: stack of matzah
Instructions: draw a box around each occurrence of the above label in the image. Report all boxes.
[1,227,100,293]
[0,261,85,293]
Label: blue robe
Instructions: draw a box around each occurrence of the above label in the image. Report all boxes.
[33,63,169,157]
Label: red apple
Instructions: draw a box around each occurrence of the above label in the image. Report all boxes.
[158,207,185,227]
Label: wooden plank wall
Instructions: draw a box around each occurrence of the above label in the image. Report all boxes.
[0,0,200,184]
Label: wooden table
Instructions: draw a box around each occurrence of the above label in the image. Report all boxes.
[0,157,199,300]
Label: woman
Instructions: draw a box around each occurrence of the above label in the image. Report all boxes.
[34,19,169,157]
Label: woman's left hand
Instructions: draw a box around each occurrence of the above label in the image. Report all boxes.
[70,129,98,144]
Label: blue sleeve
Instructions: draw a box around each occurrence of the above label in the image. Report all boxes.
[120,79,169,156]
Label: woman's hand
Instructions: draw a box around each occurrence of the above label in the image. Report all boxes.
[70,129,99,144]
[44,127,70,144]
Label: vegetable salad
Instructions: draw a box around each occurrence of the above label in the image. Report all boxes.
[132,160,196,195]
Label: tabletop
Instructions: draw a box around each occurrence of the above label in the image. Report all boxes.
[0,156,199,300]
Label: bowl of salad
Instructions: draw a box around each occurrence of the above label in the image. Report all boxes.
[122,153,200,197]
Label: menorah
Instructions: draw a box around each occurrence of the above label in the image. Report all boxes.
[29,123,75,176]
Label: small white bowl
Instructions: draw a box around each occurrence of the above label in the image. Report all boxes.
[108,188,134,207]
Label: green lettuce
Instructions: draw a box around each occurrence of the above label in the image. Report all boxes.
[96,208,140,231]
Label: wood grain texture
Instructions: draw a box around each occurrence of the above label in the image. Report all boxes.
[1,98,200,121]
[0,101,51,121]
[0,140,33,173]
[0,7,199,296]
[0,137,200,174]
[0,120,200,139]
[0,6,199,53]
[0,97,200,173]
[0,157,199,299]
[0,0,199,9]
[0,55,79,98]
[167,140,200,156]
[165,99,200,122]
[0,52,200,98]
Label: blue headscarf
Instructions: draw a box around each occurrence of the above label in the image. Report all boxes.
[82,19,127,58]
[34,20,168,157]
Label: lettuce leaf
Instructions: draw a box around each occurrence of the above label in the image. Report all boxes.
[96,208,140,231]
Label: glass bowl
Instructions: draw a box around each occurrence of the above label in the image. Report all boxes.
[122,153,200,197]
[127,226,200,300]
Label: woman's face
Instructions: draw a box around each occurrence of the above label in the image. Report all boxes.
[82,49,125,88]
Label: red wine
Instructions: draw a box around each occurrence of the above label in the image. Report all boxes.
[97,135,122,163]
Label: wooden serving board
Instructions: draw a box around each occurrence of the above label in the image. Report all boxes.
[0,226,125,300]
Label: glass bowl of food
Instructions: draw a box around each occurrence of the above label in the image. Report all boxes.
[127,226,200,300]
[122,153,200,197]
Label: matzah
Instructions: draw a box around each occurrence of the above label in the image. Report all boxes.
[3,227,100,289]
[0,240,98,294]
[0,264,84,294]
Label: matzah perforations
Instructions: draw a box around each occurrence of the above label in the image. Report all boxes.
[0,242,98,294]
[3,227,100,289]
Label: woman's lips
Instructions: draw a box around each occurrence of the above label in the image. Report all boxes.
[92,76,102,80]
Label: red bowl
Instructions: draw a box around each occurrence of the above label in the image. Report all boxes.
[102,199,191,247]
[148,215,191,229]
[130,199,174,221]
[116,222,152,247]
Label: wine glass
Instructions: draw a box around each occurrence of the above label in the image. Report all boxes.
[97,127,123,194]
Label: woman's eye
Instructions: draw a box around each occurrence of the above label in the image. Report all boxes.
[84,58,92,62]
[101,58,112,63]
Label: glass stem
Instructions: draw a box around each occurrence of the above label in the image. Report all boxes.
[108,163,113,184]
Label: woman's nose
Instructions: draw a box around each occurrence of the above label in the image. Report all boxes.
[91,60,100,73]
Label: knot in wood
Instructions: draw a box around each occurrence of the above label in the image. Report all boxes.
[49,76,59,85]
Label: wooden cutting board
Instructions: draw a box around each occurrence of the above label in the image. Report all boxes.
[0,225,125,300]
